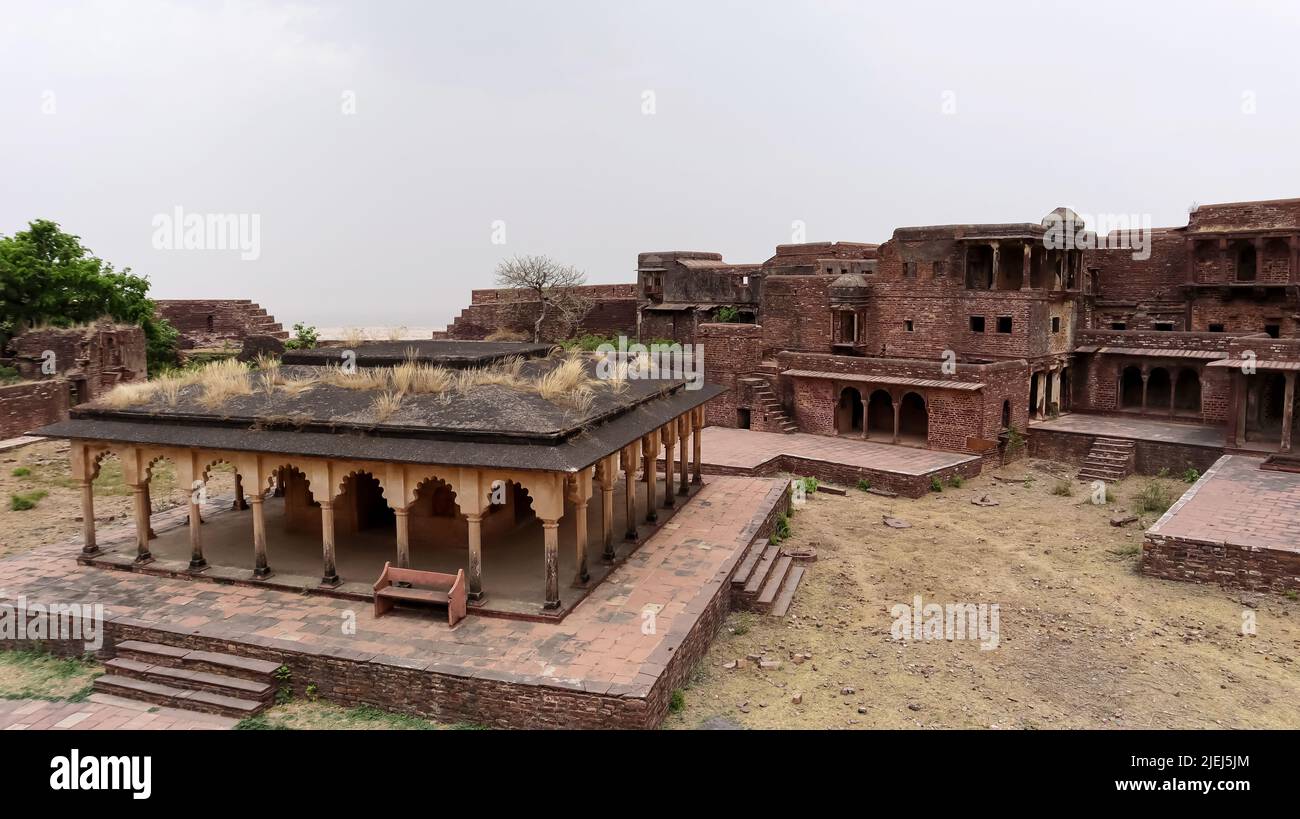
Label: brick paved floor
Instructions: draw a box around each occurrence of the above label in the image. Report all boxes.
[0,476,786,699]
[699,426,979,475]
[0,694,235,730]
[1148,455,1300,553]
[1031,413,1223,447]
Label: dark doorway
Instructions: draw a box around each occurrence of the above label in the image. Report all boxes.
[866,390,893,439]
[1146,368,1171,413]
[737,408,751,429]
[1173,369,1201,417]
[897,392,928,445]
[1120,366,1143,410]
[837,387,864,435]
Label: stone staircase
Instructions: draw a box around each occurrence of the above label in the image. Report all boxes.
[1077,437,1136,483]
[93,640,280,720]
[732,538,807,617]
[741,377,798,434]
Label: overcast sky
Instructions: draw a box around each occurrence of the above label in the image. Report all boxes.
[3,0,1298,329]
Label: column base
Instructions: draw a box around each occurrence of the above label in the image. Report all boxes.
[319,574,341,588]
[602,548,617,563]
[467,589,484,603]
[571,573,590,588]
[691,475,702,486]
[253,566,273,580]
[677,484,689,496]
[542,599,562,611]
[232,499,249,511]
[80,545,101,557]
[645,512,658,523]
[188,558,209,572]
[134,552,153,565]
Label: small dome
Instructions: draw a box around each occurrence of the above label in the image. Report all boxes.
[828,272,870,301]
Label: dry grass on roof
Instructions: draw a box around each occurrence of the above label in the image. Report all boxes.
[95,350,629,417]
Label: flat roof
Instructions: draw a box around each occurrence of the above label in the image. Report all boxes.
[282,340,555,368]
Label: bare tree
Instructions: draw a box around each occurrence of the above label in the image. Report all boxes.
[494,255,590,343]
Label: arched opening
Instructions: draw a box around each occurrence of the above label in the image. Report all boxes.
[1001,399,1011,429]
[836,387,863,435]
[1120,366,1144,410]
[897,392,928,445]
[1146,368,1171,413]
[1173,368,1202,417]
[1028,372,1040,416]
[866,390,894,439]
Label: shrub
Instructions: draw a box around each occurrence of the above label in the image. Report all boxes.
[800,477,819,494]
[283,322,319,350]
[1135,481,1174,515]
[1051,480,1073,497]
[0,364,20,384]
[946,474,963,488]
[669,690,686,713]
[1182,468,1200,484]
[930,477,943,492]
[10,490,47,511]
[856,478,871,492]
[713,305,741,323]
[11,467,31,477]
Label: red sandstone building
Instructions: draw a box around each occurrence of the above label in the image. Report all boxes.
[624,198,1300,475]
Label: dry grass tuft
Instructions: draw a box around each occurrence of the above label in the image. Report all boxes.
[320,365,389,391]
[341,327,367,348]
[277,376,317,397]
[195,359,254,408]
[534,354,588,401]
[371,391,403,422]
[97,380,161,409]
[386,326,408,341]
[485,327,529,342]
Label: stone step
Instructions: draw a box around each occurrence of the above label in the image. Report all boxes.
[769,566,806,617]
[755,555,793,609]
[742,544,781,596]
[1078,469,1122,483]
[93,675,267,719]
[104,657,274,702]
[115,640,281,683]
[732,541,766,589]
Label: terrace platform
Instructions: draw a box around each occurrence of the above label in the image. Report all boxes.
[1030,413,1224,447]
[694,426,982,497]
[1143,455,1300,594]
[1028,413,1226,477]
[0,476,790,729]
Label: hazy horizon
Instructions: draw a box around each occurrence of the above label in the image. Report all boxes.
[4,0,1299,330]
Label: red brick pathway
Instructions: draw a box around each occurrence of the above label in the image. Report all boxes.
[699,426,978,475]
[1148,455,1300,553]
[0,476,786,699]
[0,694,235,730]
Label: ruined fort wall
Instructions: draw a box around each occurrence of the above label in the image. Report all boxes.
[154,299,286,349]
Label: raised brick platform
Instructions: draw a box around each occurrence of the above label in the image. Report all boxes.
[694,426,981,497]
[0,476,790,729]
[1030,413,1224,477]
[1144,454,1300,594]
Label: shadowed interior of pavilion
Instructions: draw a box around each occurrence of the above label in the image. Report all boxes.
[98,469,688,618]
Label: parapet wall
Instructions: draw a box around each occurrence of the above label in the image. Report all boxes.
[444,284,638,341]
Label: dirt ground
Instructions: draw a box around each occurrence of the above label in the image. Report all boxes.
[664,459,1300,729]
[0,439,235,560]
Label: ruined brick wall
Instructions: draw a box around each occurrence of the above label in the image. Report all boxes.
[1084,229,1187,315]
[758,275,836,356]
[1189,294,1297,336]
[0,379,68,438]
[444,284,638,341]
[1143,536,1300,594]
[9,323,147,399]
[698,323,763,427]
[155,300,286,350]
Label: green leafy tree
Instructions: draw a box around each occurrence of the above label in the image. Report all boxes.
[0,219,178,371]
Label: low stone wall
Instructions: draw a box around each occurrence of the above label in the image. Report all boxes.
[0,379,67,439]
[444,285,638,341]
[1142,537,1300,594]
[1028,427,1222,476]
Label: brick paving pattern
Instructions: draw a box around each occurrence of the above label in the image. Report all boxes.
[1149,455,1300,553]
[0,694,235,730]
